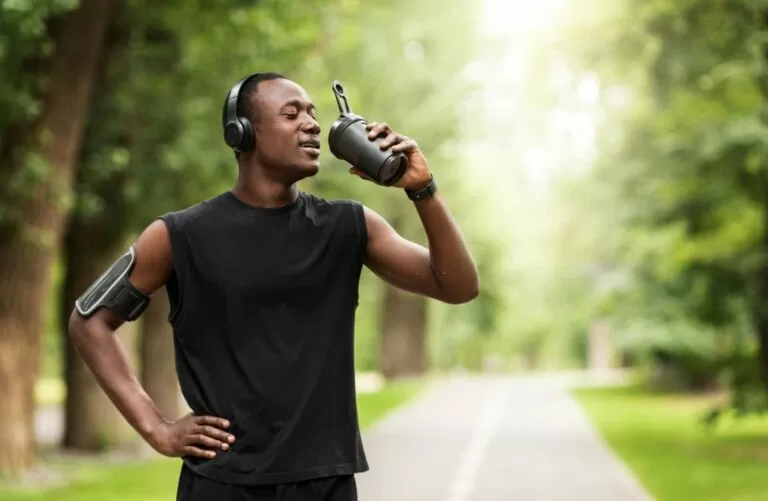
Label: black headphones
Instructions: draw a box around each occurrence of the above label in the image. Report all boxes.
[222,73,261,152]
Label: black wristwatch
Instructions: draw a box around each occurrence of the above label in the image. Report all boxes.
[405,176,437,201]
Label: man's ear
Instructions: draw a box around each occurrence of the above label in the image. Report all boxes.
[250,119,258,150]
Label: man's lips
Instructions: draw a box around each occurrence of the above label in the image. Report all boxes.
[300,139,320,157]
[299,139,320,149]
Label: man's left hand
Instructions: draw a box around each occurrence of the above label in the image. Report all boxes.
[348,121,432,191]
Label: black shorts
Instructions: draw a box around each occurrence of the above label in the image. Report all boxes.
[176,463,358,501]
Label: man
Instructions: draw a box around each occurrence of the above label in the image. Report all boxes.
[68,71,479,501]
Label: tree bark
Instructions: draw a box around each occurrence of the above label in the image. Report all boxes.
[757,210,768,387]
[139,288,181,419]
[0,0,118,475]
[57,1,137,453]
[379,285,429,379]
[757,8,768,388]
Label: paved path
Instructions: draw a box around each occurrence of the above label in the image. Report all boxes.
[355,373,654,501]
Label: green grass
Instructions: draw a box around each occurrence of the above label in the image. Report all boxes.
[1,379,426,500]
[1,458,183,501]
[357,378,423,429]
[573,384,768,501]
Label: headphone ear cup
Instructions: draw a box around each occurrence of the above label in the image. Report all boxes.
[223,120,245,150]
[238,117,255,152]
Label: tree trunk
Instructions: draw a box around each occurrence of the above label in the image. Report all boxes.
[587,317,614,371]
[58,2,136,452]
[60,219,135,451]
[139,288,181,419]
[0,0,118,475]
[757,210,768,387]
[757,8,768,388]
[379,285,428,379]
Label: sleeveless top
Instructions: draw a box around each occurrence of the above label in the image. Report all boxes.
[157,190,369,485]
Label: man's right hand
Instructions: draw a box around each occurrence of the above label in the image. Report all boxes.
[149,413,236,459]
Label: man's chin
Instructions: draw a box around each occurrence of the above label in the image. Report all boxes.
[300,162,320,177]
[286,162,319,182]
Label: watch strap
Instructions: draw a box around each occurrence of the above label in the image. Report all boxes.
[405,176,437,201]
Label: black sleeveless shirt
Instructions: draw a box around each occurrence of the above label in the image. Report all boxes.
[158,190,369,485]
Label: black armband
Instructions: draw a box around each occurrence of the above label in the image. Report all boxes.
[75,246,150,322]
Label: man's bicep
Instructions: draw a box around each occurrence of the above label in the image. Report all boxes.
[362,206,439,297]
[73,218,172,325]
[128,218,173,296]
[363,206,413,266]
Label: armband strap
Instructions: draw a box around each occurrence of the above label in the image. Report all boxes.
[75,246,150,322]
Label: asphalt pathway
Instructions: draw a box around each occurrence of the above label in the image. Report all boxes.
[355,373,654,501]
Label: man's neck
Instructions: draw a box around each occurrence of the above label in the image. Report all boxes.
[232,164,299,208]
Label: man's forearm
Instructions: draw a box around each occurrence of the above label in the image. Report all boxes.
[68,313,167,445]
[412,192,479,303]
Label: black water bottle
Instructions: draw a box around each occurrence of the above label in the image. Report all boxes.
[327,80,408,186]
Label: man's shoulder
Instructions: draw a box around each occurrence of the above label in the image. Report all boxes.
[159,193,224,230]
[302,191,364,212]
[302,192,367,238]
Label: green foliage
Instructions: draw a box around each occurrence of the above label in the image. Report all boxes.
[528,0,768,398]
[459,0,768,389]
[704,350,767,427]
[72,0,349,234]
[0,0,77,127]
[0,0,79,228]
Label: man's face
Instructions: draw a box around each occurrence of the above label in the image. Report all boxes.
[251,78,322,181]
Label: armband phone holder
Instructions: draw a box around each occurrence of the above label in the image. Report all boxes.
[75,246,150,322]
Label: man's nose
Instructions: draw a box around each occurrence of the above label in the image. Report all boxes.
[303,117,321,134]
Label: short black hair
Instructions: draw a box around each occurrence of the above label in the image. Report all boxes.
[237,71,286,125]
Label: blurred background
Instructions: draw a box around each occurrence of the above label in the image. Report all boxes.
[0,0,767,499]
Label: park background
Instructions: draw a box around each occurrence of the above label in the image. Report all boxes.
[1,0,767,499]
